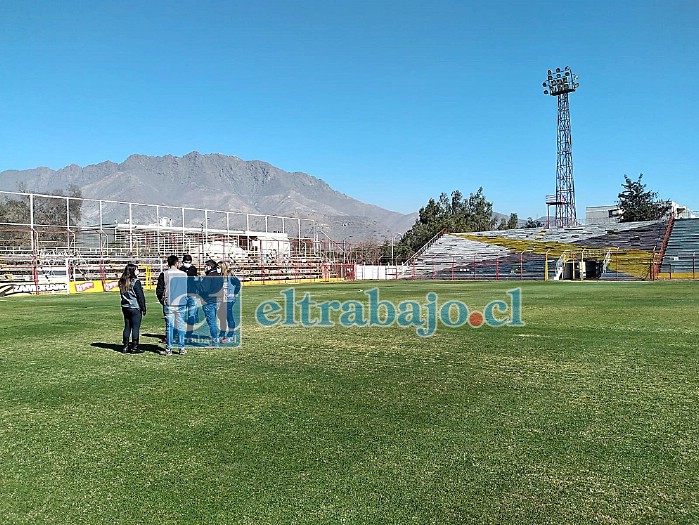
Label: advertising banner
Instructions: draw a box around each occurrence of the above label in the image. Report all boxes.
[0,265,70,297]
[70,280,120,294]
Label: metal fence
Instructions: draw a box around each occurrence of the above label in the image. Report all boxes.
[0,190,364,296]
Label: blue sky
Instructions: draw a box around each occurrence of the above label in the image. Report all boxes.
[1,0,697,219]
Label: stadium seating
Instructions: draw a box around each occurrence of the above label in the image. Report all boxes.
[660,218,699,275]
[402,220,667,281]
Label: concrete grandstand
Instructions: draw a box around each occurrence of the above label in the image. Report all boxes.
[401,219,673,281]
[658,217,699,278]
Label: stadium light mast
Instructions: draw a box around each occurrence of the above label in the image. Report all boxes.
[543,66,580,227]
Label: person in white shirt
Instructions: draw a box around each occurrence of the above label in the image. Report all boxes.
[156,254,188,356]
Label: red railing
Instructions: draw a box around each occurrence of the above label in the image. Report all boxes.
[652,216,675,280]
[403,228,447,268]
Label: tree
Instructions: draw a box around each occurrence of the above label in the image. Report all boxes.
[506,213,518,229]
[524,217,542,228]
[0,185,84,248]
[497,213,519,230]
[393,188,496,262]
[351,239,384,265]
[464,188,497,232]
[617,174,670,222]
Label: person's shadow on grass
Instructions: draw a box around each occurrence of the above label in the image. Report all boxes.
[90,342,162,354]
[142,332,165,343]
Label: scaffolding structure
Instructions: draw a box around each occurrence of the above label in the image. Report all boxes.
[0,190,356,295]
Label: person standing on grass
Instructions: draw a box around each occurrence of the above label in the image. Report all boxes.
[156,254,187,356]
[156,262,168,344]
[218,261,241,341]
[179,253,199,340]
[198,259,223,346]
[119,263,147,354]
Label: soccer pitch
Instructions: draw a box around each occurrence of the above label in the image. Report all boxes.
[1,280,698,524]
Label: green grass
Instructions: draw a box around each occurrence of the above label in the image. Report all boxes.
[1,281,698,524]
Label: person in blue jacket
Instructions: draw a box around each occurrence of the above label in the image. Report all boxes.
[198,259,224,345]
[118,263,147,353]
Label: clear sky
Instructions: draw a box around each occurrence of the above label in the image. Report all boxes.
[1,0,697,219]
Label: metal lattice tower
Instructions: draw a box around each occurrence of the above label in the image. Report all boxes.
[543,66,580,227]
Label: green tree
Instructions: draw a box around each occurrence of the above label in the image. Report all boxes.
[393,188,496,262]
[524,217,542,228]
[507,213,518,229]
[617,174,670,222]
[497,213,519,230]
[464,188,497,232]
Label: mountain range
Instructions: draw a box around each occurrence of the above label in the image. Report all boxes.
[0,152,417,241]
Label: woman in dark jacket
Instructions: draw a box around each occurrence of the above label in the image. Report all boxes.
[119,263,147,353]
[218,261,241,342]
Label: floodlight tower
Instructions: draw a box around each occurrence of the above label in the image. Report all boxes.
[543,66,580,227]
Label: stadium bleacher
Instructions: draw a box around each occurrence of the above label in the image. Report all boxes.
[402,219,668,281]
[660,218,699,275]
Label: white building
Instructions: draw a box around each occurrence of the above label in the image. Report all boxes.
[586,201,696,225]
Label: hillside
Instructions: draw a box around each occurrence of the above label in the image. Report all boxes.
[0,152,416,240]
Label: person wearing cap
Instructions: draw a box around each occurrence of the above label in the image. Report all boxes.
[198,259,223,346]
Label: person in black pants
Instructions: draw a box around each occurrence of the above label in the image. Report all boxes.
[218,261,241,341]
[119,263,147,353]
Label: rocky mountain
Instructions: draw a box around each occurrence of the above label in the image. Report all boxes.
[0,152,417,241]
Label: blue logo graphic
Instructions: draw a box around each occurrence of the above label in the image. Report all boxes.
[167,275,241,347]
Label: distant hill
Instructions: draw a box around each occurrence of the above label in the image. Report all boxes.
[0,152,417,241]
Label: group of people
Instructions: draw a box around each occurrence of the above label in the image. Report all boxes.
[118,254,241,356]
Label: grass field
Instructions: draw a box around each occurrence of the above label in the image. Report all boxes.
[1,280,698,524]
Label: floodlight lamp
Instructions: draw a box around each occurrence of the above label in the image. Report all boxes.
[548,69,552,74]
[544,89,549,94]
[557,73,561,78]
[556,67,561,72]
[543,82,547,87]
